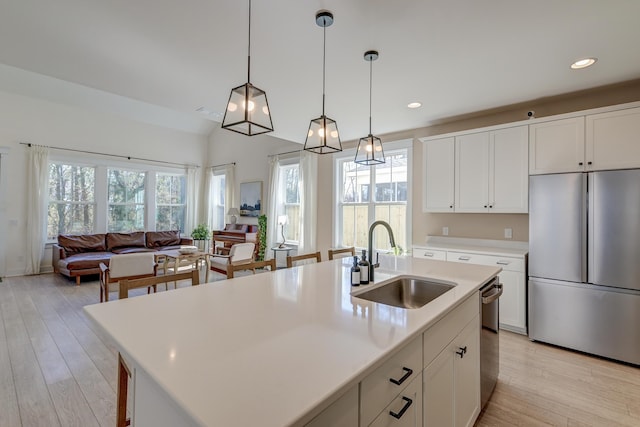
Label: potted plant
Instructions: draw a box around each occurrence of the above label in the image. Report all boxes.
[257,215,267,261]
[191,224,210,252]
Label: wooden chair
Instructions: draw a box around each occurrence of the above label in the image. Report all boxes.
[99,253,157,302]
[328,247,355,260]
[119,270,199,299]
[227,259,276,279]
[209,242,255,277]
[286,251,322,268]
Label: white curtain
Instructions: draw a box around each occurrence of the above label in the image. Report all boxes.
[266,156,280,258]
[185,166,200,234]
[298,151,318,253]
[224,163,236,218]
[26,145,49,274]
[203,167,214,231]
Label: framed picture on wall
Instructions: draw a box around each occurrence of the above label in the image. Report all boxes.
[239,181,262,217]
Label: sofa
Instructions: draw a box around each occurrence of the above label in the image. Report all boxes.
[52,230,194,285]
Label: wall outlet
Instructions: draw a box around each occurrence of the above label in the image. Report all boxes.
[504,228,513,239]
[442,226,449,236]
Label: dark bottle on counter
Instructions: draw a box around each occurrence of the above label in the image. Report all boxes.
[350,256,361,286]
[359,250,370,284]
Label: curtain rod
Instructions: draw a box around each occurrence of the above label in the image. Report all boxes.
[268,149,302,158]
[20,142,200,168]
[210,162,236,168]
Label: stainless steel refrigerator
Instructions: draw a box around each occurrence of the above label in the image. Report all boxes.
[529,170,640,366]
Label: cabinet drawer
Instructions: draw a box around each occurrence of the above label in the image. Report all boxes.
[446,251,524,272]
[369,374,422,427]
[423,293,479,369]
[412,248,446,261]
[361,336,422,426]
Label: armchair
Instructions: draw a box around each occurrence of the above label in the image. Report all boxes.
[209,242,255,277]
[99,253,157,302]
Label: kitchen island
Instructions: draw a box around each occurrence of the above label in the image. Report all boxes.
[84,255,500,426]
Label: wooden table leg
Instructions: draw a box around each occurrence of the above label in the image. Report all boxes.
[117,353,131,427]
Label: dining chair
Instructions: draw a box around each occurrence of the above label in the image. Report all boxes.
[328,247,355,260]
[209,242,256,277]
[119,269,199,299]
[99,252,157,302]
[226,259,276,279]
[286,251,322,268]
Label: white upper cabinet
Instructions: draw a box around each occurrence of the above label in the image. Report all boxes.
[455,126,528,213]
[490,126,529,213]
[529,116,585,174]
[586,107,640,171]
[423,137,455,212]
[455,132,490,212]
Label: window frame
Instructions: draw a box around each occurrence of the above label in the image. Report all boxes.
[276,156,301,245]
[155,172,187,232]
[333,139,412,252]
[47,153,192,242]
[210,167,228,232]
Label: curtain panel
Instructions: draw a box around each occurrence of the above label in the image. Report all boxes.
[26,145,49,274]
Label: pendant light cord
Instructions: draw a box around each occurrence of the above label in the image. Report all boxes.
[247,0,252,83]
[369,58,373,134]
[322,20,326,116]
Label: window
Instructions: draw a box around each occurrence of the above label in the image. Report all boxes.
[278,162,300,243]
[107,169,146,232]
[336,145,410,252]
[156,173,186,231]
[210,171,226,230]
[47,163,96,239]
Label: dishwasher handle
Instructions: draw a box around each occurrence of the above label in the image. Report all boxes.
[481,283,503,304]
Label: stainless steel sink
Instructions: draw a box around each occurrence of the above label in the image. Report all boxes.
[354,277,455,309]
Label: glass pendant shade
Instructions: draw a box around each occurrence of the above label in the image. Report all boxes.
[304,10,341,154]
[355,134,385,165]
[221,0,273,136]
[355,49,384,165]
[222,82,273,136]
[305,115,341,154]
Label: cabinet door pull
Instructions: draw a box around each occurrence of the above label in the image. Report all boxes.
[579,162,584,166]
[458,256,471,261]
[424,252,434,257]
[496,260,510,265]
[588,161,593,165]
[389,396,413,419]
[389,367,413,385]
[449,204,453,209]
[484,205,487,208]
[456,346,467,358]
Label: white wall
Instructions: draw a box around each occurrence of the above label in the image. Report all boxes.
[0,90,208,277]
[206,124,300,226]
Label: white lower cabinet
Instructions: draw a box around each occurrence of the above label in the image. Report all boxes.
[424,315,480,427]
[370,375,423,427]
[305,385,358,427]
[361,336,422,426]
[446,251,526,334]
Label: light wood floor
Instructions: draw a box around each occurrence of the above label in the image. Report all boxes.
[1,274,638,427]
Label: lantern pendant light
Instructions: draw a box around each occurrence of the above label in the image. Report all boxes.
[355,50,385,165]
[221,0,274,136]
[304,10,342,154]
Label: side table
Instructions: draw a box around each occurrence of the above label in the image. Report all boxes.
[271,246,293,269]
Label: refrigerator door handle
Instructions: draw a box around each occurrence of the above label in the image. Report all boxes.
[582,173,589,283]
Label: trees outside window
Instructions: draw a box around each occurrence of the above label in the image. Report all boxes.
[156,173,186,231]
[278,163,300,243]
[47,163,95,239]
[108,169,146,232]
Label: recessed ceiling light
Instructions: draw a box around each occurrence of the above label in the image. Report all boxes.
[571,58,597,69]
[407,102,422,109]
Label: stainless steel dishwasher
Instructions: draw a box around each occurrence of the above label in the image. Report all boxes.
[480,277,502,409]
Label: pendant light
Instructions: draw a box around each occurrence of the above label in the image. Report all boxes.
[304,10,342,154]
[221,0,274,136]
[355,50,385,165]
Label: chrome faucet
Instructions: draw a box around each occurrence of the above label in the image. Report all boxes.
[367,220,397,282]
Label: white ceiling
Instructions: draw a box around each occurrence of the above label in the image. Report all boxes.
[1,0,639,142]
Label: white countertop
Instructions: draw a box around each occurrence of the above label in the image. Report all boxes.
[415,236,529,258]
[84,256,500,427]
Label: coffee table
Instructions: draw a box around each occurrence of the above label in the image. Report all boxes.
[156,249,211,284]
